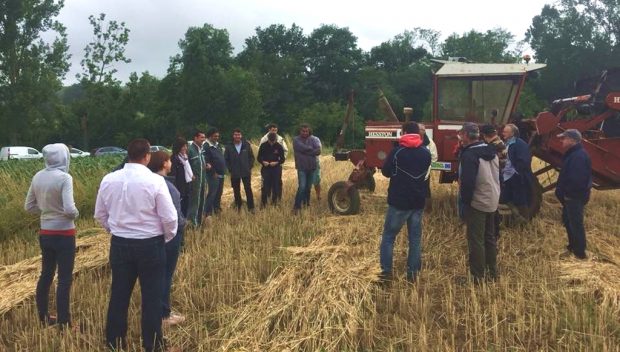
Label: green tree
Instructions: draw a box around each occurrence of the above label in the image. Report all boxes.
[526,1,620,100]
[0,0,69,145]
[441,29,519,63]
[237,24,309,133]
[167,24,262,138]
[77,13,131,85]
[306,25,363,102]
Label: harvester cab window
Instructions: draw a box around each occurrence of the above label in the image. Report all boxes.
[438,77,518,124]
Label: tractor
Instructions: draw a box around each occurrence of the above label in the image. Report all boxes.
[327,60,620,216]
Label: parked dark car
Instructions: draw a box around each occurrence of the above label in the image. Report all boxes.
[93,146,127,157]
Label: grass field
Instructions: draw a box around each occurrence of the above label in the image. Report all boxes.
[0,156,619,351]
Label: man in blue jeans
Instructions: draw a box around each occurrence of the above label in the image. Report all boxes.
[204,128,226,216]
[293,123,321,213]
[95,139,178,352]
[379,122,431,283]
[555,129,592,260]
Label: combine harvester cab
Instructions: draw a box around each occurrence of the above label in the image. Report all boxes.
[328,60,546,215]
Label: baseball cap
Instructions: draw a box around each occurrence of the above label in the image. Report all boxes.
[557,129,582,142]
[459,122,479,135]
[480,124,497,135]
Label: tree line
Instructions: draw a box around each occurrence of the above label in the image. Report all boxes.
[1,0,619,150]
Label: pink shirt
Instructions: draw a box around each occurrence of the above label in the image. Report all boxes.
[95,163,178,242]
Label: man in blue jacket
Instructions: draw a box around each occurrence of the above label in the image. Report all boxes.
[379,122,431,283]
[501,123,534,220]
[555,129,592,260]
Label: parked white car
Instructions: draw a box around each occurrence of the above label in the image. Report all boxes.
[0,146,43,161]
[70,147,90,157]
[150,145,171,153]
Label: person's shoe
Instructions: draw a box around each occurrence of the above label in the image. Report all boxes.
[377,272,393,287]
[162,313,186,326]
[574,252,588,260]
[406,272,417,283]
[559,250,574,259]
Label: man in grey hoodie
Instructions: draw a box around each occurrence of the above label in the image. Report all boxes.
[25,143,79,328]
[458,123,501,283]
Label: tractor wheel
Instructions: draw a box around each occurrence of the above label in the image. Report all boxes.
[502,177,544,226]
[358,174,376,193]
[524,176,544,219]
[328,181,361,215]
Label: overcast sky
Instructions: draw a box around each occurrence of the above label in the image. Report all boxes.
[57,0,554,84]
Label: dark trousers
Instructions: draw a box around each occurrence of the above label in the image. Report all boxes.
[261,166,282,206]
[36,235,76,325]
[205,174,224,215]
[106,236,165,352]
[294,169,314,209]
[562,199,587,257]
[231,176,254,211]
[464,206,497,281]
[162,228,183,318]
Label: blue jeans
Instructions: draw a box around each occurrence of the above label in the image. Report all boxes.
[36,235,76,325]
[379,206,424,276]
[162,226,183,318]
[106,236,165,352]
[562,199,587,257]
[205,174,224,215]
[294,169,314,209]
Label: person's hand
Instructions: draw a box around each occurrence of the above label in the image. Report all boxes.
[192,175,196,181]
[270,162,278,167]
[262,161,269,166]
[205,163,212,170]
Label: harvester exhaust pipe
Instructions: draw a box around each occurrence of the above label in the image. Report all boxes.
[403,107,413,122]
[378,89,400,122]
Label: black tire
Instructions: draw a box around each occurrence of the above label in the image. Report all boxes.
[358,174,376,193]
[524,176,543,219]
[328,181,361,215]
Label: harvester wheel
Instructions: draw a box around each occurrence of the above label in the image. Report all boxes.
[358,174,376,193]
[328,181,361,215]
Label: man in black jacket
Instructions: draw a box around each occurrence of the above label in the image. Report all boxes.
[379,122,431,283]
[460,122,501,282]
[224,128,255,211]
[556,129,592,260]
[204,128,226,216]
[257,132,285,206]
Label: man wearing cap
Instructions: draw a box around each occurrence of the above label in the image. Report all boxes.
[459,122,501,282]
[481,124,507,239]
[501,123,534,220]
[556,129,592,260]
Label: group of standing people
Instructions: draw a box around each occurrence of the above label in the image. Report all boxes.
[22,117,591,350]
[379,120,592,284]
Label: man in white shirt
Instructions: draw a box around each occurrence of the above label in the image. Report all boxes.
[95,138,178,352]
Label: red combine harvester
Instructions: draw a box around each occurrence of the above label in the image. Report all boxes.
[528,68,620,194]
[327,61,620,216]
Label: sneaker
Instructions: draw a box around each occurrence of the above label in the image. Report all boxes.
[162,313,186,326]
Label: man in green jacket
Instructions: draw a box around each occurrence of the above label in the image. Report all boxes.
[188,130,208,225]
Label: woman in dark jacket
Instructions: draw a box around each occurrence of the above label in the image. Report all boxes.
[170,138,193,217]
[148,151,186,326]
